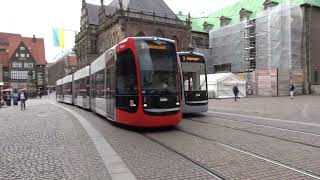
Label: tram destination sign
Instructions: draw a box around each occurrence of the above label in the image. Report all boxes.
[180,55,205,63]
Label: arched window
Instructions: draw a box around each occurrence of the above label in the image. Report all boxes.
[155,29,165,38]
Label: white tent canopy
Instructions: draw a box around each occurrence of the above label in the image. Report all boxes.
[203,73,246,99]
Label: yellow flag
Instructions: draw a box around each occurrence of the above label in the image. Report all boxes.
[58,29,65,48]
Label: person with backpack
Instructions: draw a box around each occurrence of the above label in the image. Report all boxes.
[19,90,27,110]
[233,83,239,102]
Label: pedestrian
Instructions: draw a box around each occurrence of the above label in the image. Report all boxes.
[289,82,295,99]
[19,90,27,110]
[232,83,239,102]
[38,91,42,99]
[3,93,8,102]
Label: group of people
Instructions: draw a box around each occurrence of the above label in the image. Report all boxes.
[232,82,295,102]
[1,91,28,110]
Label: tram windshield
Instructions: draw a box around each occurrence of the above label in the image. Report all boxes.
[180,55,207,92]
[136,39,178,95]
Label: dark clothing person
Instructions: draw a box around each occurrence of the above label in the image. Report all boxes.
[4,94,11,106]
[38,91,42,99]
[3,94,7,102]
[233,85,239,102]
[289,84,295,99]
[18,92,27,110]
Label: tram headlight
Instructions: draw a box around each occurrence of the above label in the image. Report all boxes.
[143,104,148,107]
[176,102,180,106]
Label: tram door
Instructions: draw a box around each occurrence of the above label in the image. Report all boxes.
[106,62,116,121]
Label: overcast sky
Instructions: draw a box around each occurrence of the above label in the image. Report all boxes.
[0,0,238,63]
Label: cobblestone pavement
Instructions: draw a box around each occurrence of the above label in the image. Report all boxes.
[3,96,320,180]
[146,130,315,180]
[179,119,320,177]
[187,114,320,148]
[209,96,320,123]
[0,99,110,180]
[62,97,320,180]
[63,103,218,180]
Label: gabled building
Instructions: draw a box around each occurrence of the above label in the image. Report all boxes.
[0,32,47,95]
[75,0,192,69]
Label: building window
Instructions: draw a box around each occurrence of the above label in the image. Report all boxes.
[10,71,29,80]
[240,10,252,21]
[91,40,96,53]
[220,16,232,27]
[20,53,25,57]
[12,62,22,68]
[20,46,25,50]
[263,0,279,10]
[27,53,30,57]
[213,64,231,73]
[314,70,318,84]
[38,72,43,85]
[24,63,33,68]
[16,53,19,57]
[203,22,214,32]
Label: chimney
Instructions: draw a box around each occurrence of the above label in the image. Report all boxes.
[32,35,36,43]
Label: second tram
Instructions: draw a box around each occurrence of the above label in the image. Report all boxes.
[178,52,208,114]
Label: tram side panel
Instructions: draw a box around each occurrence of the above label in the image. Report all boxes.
[74,66,90,109]
[90,53,107,117]
[61,74,73,105]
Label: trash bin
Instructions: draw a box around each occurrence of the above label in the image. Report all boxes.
[12,93,18,105]
[13,98,18,105]
[6,98,11,106]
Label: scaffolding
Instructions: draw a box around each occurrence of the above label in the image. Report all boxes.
[199,4,304,96]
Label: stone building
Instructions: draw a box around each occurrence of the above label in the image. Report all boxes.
[0,32,47,95]
[75,0,192,69]
[177,12,212,49]
[47,53,77,88]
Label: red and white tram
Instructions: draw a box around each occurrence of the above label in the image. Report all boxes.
[57,37,182,127]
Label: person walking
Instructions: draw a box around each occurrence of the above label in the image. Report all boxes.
[19,91,27,110]
[289,82,295,99]
[38,91,42,99]
[233,83,239,102]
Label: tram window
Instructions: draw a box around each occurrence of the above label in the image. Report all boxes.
[116,49,138,95]
[96,69,105,98]
[86,76,90,97]
[90,74,96,98]
[106,68,111,93]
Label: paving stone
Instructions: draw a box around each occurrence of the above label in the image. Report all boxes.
[0,99,110,180]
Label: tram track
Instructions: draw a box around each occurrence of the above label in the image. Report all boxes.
[175,127,320,180]
[143,126,320,180]
[205,113,320,137]
[208,110,320,129]
[141,132,226,180]
[184,115,320,148]
[184,116,320,149]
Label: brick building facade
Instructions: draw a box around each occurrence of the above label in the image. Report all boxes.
[0,33,47,95]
